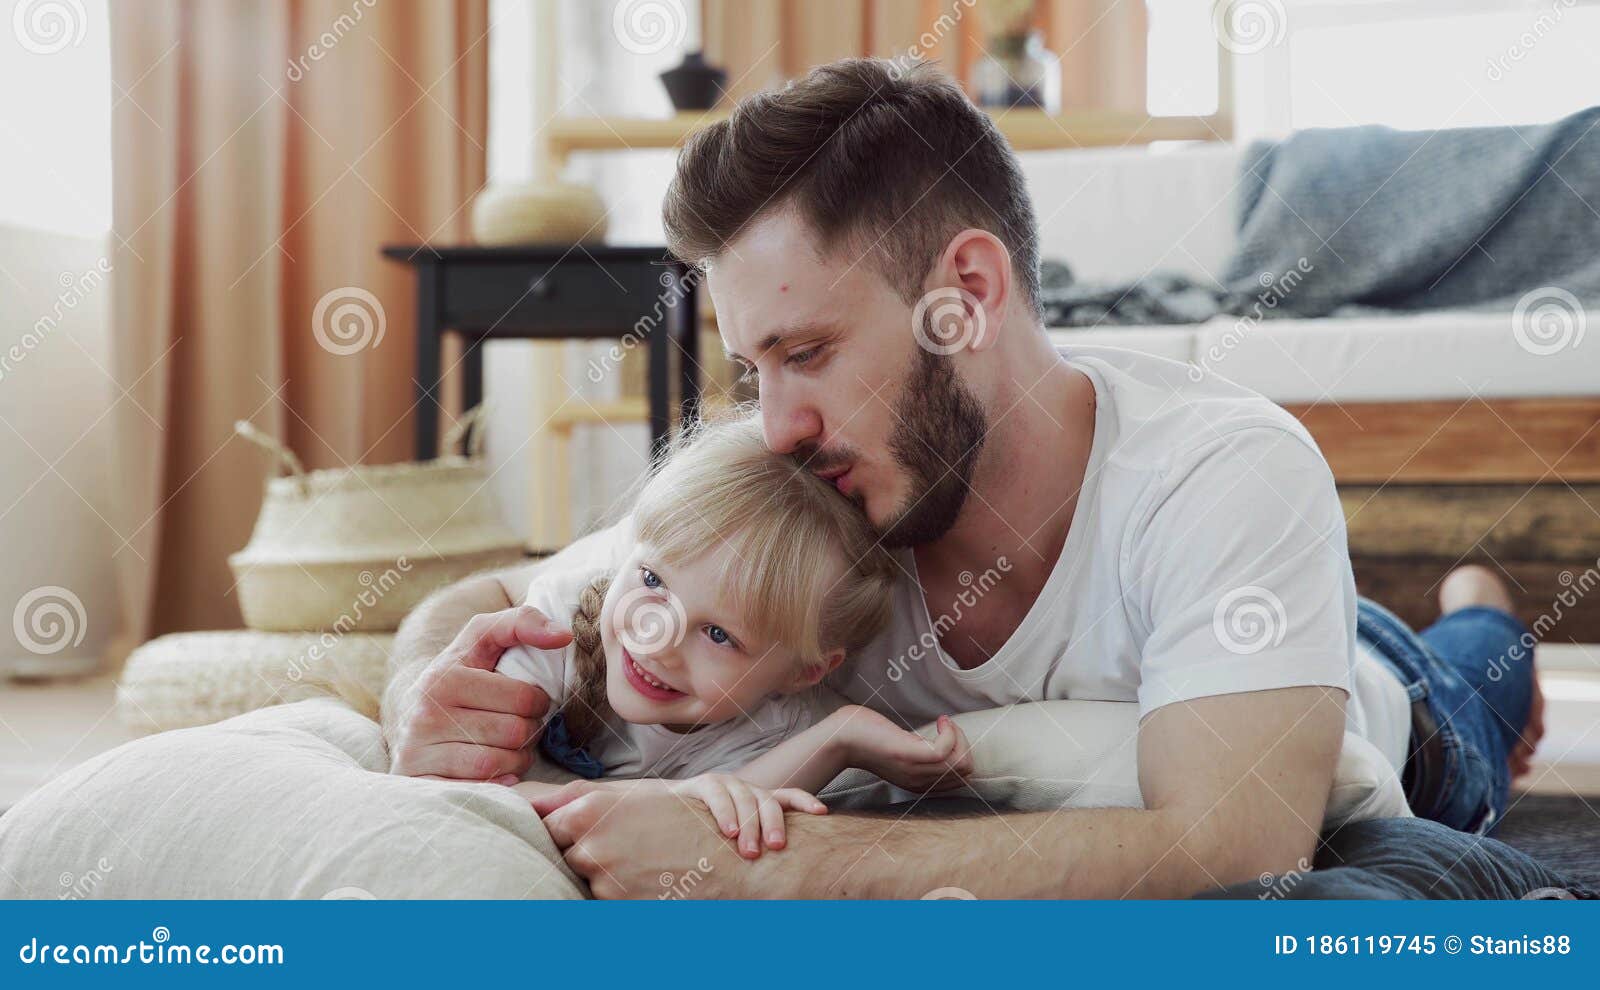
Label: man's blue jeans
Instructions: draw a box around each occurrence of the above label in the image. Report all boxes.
[1357,597,1536,835]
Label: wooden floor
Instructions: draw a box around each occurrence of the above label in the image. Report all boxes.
[0,675,136,811]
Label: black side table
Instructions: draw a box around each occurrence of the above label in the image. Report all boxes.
[381,244,700,459]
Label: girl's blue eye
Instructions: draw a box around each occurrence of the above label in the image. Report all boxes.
[706,625,731,646]
[640,567,661,589]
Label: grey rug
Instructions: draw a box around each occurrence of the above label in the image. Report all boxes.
[1495,794,1600,887]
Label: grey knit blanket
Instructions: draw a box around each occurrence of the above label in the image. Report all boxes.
[1040,106,1600,326]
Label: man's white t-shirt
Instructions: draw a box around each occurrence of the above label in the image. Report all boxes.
[496,554,823,780]
[831,344,1410,772]
[528,343,1411,774]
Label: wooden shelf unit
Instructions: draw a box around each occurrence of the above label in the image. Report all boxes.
[546,109,1231,161]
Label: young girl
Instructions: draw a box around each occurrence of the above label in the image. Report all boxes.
[498,414,973,858]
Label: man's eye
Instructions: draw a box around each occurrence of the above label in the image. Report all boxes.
[640,567,661,589]
[705,625,733,647]
[788,346,821,367]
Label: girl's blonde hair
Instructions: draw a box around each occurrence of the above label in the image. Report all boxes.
[562,411,897,744]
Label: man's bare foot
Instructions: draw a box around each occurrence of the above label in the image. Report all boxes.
[1436,564,1542,780]
[1438,563,1516,615]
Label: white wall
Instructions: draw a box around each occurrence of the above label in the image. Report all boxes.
[0,224,120,676]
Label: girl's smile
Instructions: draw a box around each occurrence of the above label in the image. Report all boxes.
[621,647,687,702]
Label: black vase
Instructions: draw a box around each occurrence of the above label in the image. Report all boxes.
[659,50,726,111]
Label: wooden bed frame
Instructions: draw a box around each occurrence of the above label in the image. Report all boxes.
[1284,397,1600,642]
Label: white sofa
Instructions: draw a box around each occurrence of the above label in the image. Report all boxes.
[1020,145,1598,402]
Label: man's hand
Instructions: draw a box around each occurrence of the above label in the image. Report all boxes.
[387,605,569,782]
[673,773,828,858]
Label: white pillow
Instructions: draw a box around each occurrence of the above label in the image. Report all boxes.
[0,697,1404,899]
[819,700,1411,828]
[0,699,584,900]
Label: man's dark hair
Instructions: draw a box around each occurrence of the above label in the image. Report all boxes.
[662,58,1042,316]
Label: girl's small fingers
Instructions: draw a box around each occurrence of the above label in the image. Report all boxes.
[775,788,828,815]
[756,791,786,850]
[696,782,740,838]
[726,780,762,859]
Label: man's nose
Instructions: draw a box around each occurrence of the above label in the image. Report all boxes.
[758,379,821,455]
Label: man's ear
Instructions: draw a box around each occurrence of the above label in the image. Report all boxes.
[927,228,1011,354]
[792,649,847,690]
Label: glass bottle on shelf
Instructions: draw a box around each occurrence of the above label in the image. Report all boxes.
[973,30,1061,113]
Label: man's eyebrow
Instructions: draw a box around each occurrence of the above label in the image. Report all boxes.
[724,321,834,364]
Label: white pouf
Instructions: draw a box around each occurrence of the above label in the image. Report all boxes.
[116,630,393,733]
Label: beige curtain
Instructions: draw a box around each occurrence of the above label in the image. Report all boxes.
[703,0,1145,111]
[108,0,487,653]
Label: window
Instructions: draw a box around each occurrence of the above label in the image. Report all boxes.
[0,0,112,237]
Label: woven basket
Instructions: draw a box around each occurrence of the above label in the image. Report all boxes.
[228,408,525,633]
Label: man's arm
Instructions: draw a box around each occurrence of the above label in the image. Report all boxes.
[536,685,1344,898]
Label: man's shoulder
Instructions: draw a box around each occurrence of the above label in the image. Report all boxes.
[1065,342,1326,479]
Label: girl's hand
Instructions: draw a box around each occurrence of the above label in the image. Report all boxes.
[670,773,828,859]
[832,706,974,793]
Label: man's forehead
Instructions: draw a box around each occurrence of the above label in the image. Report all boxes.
[709,214,873,354]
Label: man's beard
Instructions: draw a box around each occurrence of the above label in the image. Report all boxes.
[875,346,989,547]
